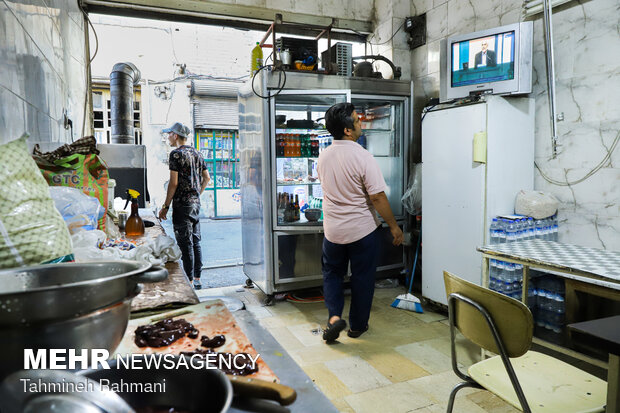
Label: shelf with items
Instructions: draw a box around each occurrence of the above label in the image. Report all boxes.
[276,180,321,186]
[276,191,324,226]
[275,131,332,158]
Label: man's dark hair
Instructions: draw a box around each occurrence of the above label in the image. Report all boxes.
[325,103,355,140]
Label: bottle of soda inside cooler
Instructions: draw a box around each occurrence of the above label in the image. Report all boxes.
[251,42,263,75]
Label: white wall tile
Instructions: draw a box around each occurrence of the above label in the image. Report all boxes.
[472,0,502,31]
[411,44,428,78]
[412,0,435,15]
[426,3,448,42]
[374,0,394,22]
[447,0,475,37]
[427,39,441,74]
[392,0,412,18]
[1,0,85,144]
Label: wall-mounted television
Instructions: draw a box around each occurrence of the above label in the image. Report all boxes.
[440,22,533,102]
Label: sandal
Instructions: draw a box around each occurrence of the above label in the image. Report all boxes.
[322,319,347,342]
[347,325,369,338]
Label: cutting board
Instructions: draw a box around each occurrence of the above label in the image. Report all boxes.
[114,300,278,383]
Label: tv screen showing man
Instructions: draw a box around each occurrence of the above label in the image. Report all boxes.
[474,40,496,68]
[451,32,515,87]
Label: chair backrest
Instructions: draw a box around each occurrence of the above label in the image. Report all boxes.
[443,271,533,357]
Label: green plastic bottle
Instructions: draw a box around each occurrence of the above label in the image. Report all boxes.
[251,42,263,75]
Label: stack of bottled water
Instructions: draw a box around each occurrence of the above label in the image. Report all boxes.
[487,214,560,309]
[534,214,559,241]
[531,272,565,333]
[489,214,559,244]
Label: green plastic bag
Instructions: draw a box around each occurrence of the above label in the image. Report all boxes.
[34,152,109,232]
[0,135,73,268]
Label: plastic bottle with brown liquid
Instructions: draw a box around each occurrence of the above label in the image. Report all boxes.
[124,189,145,237]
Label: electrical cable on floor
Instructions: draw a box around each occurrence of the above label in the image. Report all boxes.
[535,129,620,186]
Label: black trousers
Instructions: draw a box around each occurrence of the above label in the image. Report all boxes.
[322,227,380,331]
[172,203,202,281]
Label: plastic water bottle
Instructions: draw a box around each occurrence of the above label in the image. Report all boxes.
[496,260,505,282]
[552,214,559,241]
[535,218,544,239]
[505,219,517,243]
[251,42,263,75]
[497,219,506,243]
[545,217,553,240]
[527,217,535,240]
[489,259,497,280]
[504,262,515,283]
[489,218,499,245]
[514,263,523,282]
[514,219,522,241]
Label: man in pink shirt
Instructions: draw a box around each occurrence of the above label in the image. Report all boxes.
[318,102,404,342]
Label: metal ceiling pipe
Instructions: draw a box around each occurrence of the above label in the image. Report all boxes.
[110,62,141,144]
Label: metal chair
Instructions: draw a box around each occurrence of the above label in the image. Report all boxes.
[443,271,606,413]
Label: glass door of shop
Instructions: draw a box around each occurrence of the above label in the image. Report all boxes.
[196,129,241,217]
[351,95,407,218]
[271,90,349,231]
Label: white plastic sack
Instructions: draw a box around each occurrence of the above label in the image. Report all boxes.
[49,186,104,234]
[401,163,422,215]
[515,190,559,219]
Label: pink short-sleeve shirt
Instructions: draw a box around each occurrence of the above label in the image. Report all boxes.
[317,139,387,244]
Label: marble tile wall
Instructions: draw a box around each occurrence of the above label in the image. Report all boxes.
[0,0,86,147]
[411,0,620,250]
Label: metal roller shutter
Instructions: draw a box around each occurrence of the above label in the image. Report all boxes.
[192,79,242,129]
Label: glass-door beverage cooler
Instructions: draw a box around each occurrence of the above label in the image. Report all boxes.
[238,71,412,303]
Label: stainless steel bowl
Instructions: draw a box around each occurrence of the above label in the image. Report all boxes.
[0,285,141,381]
[0,261,167,325]
[304,208,322,222]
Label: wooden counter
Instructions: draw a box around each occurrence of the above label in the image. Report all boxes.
[129,217,199,313]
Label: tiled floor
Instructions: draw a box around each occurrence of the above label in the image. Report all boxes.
[198,285,520,413]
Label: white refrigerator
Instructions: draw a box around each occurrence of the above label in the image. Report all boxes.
[421,96,535,305]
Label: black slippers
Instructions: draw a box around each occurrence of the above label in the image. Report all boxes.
[347,325,369,338]
[323,319,347,342]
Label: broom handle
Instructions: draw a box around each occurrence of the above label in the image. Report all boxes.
[407,228,422,294]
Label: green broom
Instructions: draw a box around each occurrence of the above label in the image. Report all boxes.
[391,228,423,313]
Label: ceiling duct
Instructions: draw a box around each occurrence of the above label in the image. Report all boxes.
[110,62,141,144]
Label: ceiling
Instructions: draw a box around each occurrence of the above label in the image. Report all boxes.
[81,0,371,42]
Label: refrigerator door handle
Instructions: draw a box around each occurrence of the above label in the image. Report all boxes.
[473,131,487,164]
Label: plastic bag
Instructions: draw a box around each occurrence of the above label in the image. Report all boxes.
[34,151,109,231]
[0,135,73,267]
[401,163,422,215]
[49,186,104,234]
[515,190,559,219]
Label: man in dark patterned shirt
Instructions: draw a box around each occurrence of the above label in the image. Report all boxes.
[158,122,211,289]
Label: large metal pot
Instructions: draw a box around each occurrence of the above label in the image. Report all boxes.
[83,355,233,413]
[0,370,134,413]
[0,261,167,325]
[0,285,142,381]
